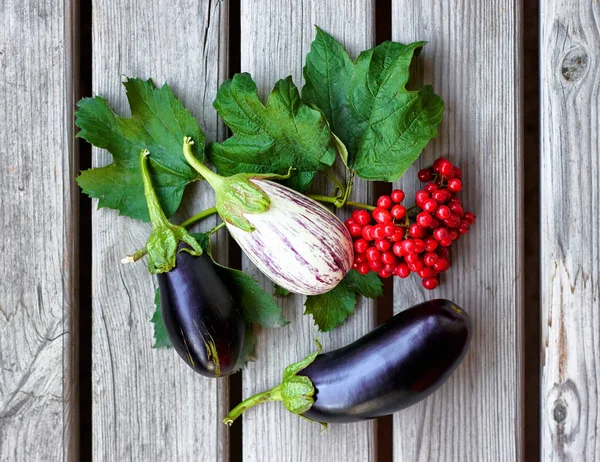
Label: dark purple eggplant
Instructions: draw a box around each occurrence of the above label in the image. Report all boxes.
[158,246,246,377]
[138,149,245,378]
[223,299,471,426]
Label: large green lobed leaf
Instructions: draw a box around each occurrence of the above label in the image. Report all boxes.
[302,28,444,182]
[76,78,204,222]
[208,73,337,191]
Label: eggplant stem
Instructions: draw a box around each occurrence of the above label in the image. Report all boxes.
[140,149,171,230]
[222,386,283,426]
[182,137,224,190]
[180,206,218,228]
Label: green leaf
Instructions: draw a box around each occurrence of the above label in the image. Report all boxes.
[76,78,204,222]
[302,28,444,181]
[304,282,357,332]
[151,288,172,348]
[273,285,291,297]
[343,269,383,299]
[208,73,338,191]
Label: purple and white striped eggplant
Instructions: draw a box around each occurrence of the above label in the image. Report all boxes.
[226,180,353,295]
[181,136,354,295]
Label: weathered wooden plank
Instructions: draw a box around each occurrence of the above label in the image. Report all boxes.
[238,4,376,461]
[391,1,523,460]
[91,1,230,459]
[0,0,78,460]
[541,1,600,459]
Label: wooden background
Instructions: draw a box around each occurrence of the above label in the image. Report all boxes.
[0,0,598,460]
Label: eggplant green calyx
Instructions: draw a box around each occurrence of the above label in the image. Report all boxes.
[140,149,203,274]
[182,136,294,232]
[223,339,327,430]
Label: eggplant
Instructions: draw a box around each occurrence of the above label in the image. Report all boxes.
[137,148,245,377]
[158,247,246,377]
[223,299,471,426]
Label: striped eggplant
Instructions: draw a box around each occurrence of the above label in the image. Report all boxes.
[181,136,354,295]
[226,179,353,295]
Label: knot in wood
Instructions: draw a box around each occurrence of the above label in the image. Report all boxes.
[561,47,588,82]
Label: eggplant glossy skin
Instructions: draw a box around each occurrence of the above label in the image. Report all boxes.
[157,249,245,377]
[301,299,471,423]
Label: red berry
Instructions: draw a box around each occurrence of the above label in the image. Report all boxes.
[450,202,464,217]
[366,247,381,261]
[390,189,405,203]
[381,251,396,265]
[424,236,438,252]
[355,253,367,263]
[432,189,451,204]
[361,225,374,241]
[432,158,444,172]
[458,224,470,235]
[408,260,424,272]
[416,212,433,228]
[434,228,449,241]
[464,212,476,224]
[352,262,359,270]
[401,239,416,254]
[413,239,426,253]
[375,238,391,252]
[437,247,450,258]
[369,260,383,271]
[383,262,397,272]
[392,242,404,257]
[345,218,356,227]
[418,168,433,182]
[453,167,462,179]
[430,218,440,229]
[415,190,430,207]
[423,199,438,213]
[377,195,393,209]
[390,230,404,242]
[440,237,453,247]
[382,223,396,237]
[373,207,392,223]
[348,223,363,237]
[424,181,438,192]
[447,178,463,192]
[434,257,450,272]
[405,253,420,264]
[423,252,438,266]
[354,239,369,254]
[373,223,387,240]
[438,159,453,176]
[449,230,459,241]
[378,268,393,279]
[422,277,439,290]
[391,204,407,220]
[357,262,370,275]
[354,209,372,226]
[444,214,461,228]
[410,223,427,238]
[418,267,436,279]
[395,263,411,278]
[436,205,451,220]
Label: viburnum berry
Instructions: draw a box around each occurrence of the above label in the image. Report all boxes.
[413,239,426,254]
[447,178,463,192]
[357,262,370,275]
[369,260,382,271]
[424,182,438,192]
[415,190,430,207]
[366,247,380,262]
[391,204,406,220]
[353,209,372,226]
[409,223,427,238]
[361,225,374,241]
[438,159,453,177]
[378,268,393,279]
[355,253,367,263]
[422,277,439,290]
[383,223,396,237]
[418,267,437,279]
[423,252,438,266]
[433,227,449,241]
[354,239,369,254]
[405,252,420,264]
[436,205,451,220]
[348,222,363,237]
[373,207,392,223]
[373,224,387,240]
[377,195,393,209]
[423,198,438,213]
[392,242,404,257]
[381,251,396,265]
[452,167,462,179]
[418,168,433,182]
[395,263,410,278]
[416,211,433,228]
[424,236,438,252]
[375,238,391,252]
[390,189,405,203]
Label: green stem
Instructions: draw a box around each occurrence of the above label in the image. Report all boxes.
[209,222,226,235]
[336,172,354,208]
[318,170,345,197]
[223,386,283,426]
[140,150,171,230]
[180,206,218,228]
[182,136,224,190]
[308,194,375,211]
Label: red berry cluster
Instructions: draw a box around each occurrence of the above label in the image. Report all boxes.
[345,157,475,290]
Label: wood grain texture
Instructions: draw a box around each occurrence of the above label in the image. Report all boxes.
[91,1,230,459]
[540,1,600,460]
[391,1,523,461]
[0,0,78,460]
[238,3,376,461]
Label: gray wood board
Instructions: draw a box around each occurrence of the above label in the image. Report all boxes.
[0,0,78,460]
[238,3,377,461]
[91,0,230,459]
[540,1,600,460]
[391,1,523,460]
